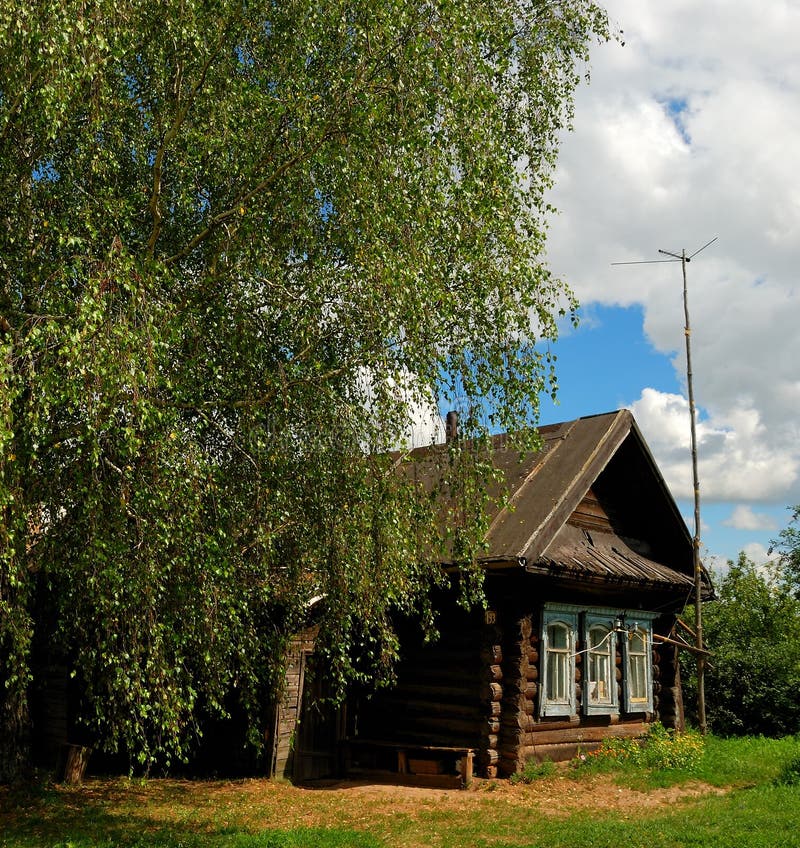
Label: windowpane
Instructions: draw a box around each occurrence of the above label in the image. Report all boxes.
[546,622,570,702]
[550,623,568,651]
[587,624,613,704]
[628,631,648,702]
[546,652,566,700]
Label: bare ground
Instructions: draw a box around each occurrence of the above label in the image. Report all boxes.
[96,773,727,822]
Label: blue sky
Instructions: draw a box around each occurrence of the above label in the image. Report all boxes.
[540,304,679,422]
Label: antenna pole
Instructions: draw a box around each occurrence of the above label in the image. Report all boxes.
[681,249,707,735]
[617,236,716,735]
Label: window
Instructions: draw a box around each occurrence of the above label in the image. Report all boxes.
[540,605,656,719]
[583,617,618,716]
[540,608,577,717]
[623,623,654,713]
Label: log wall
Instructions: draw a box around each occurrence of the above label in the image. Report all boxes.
[353,601,684,779]
[653,634,684,731]
[356,609,501,777]
[497,613,536,777]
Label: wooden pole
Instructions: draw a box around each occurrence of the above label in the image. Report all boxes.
[681,249,707,735]
[613,237,717,734]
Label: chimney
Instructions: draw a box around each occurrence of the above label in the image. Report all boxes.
[445,410,459,443]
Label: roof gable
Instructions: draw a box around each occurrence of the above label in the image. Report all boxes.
[486,411,634,563]
[477,410,697,591]
[404,409,703,594]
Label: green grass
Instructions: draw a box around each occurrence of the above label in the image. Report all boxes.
[2,735,800,848]
[569,730,800,792]
[509,758,557,784]
[434,786,800,848]
[697,733,800,786]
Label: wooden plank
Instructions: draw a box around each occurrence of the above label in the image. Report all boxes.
[347,738,474,754]
[653,632,711,656]
[522,721,647,747]
[463,750,474,785]
[345,768,464,789]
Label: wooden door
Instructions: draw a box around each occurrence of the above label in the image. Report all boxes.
[292,655,342,781]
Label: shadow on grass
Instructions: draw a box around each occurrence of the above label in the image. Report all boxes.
[0,781,380,848]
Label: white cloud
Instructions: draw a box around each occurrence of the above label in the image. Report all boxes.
[629,388,798,502]
[703,553,731,584]
[356,367,445,450]
[741,542,780,567]
[722,505,779,532]
[405,401,445,448]
[546,0,800,509]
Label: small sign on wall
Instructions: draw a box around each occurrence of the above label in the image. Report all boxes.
[485,609,497,625]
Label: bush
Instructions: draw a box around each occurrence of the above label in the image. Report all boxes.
[574,724,704,772]
[683,552,800,737]
[775,754,800,786]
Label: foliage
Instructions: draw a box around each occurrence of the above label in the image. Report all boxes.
[0,0,610,776]
[573,723,705,773]
[771,504,800,593]
[683,553,800,737]
[509,758,556,784]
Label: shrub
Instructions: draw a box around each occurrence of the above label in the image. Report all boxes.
[574,724,704,772]
[775,754,800,786]
[683,551,800,737]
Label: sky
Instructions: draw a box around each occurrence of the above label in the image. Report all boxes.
[538,0,800,569]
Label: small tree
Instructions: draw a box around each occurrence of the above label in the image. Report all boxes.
[683,552,800,737]
[771,505,800,593]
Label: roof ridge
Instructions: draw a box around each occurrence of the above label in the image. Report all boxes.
[512,410,631,563]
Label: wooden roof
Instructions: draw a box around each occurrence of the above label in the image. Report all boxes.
[410,410,708,596]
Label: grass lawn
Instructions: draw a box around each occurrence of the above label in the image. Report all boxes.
[1,736,799,848]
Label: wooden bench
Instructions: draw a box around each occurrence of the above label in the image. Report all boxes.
[344,738,474,788]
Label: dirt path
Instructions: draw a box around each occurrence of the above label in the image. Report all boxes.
[125,773,728,831]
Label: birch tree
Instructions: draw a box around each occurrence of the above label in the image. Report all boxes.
[0,0,608,777]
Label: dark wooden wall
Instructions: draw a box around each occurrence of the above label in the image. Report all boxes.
[354,595,684,778]
[355,606,500,774]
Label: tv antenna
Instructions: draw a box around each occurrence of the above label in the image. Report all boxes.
[612,235,717,736]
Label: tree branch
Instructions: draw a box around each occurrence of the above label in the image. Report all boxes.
[145,46,222,260]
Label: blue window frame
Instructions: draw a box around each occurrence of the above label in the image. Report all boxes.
[540,607,577,717]
[582,614,619,716]
[540,605,657,719]
[622,620,654,713]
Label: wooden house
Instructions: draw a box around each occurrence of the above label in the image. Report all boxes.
[270,409,711,785]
